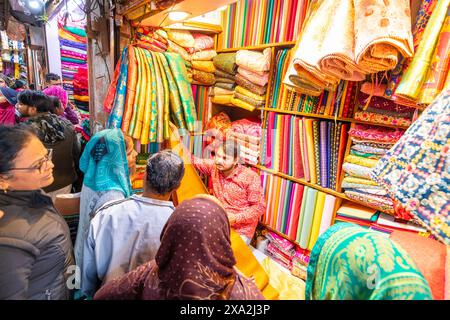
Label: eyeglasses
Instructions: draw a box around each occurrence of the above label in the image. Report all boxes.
[10,149,53,174]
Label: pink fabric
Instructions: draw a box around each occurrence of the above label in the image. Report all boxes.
[349,124,405,143]
[236,48,271,73]
[43,85,68,108]
[238,67,269,87]
[60,50,87,60]
[229,118,262,138]
[192,33,215,51]
[0,102,15,126]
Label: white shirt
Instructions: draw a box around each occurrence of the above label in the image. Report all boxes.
[81,194,174,296]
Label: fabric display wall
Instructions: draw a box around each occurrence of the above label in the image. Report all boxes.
[269,48,358,118]
[283,0,414,97]
[133,27,218,86]
[262,112,349,190]
[388,0,450,109]
[341,124,406,214]
[219,0,310,48]
[334,201,430,236]
[261,172,337,252]
[57,14,89,112]
[104,45,198,144]
[0,30,27,80]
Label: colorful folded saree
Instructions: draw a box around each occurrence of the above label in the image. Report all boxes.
[192,60,215,73]
[235,48,271,73]
[215,82,236,90]
[235,74,267,95]
[342,162,374,179]
[105,49,128,128]
[192,69,215,86]
[211,95,233,105]
[235,86,266,102]
[191,49,217,61]
[213,87,234,96]
[213,53,237,75]
[230,97,256,112]
[234,92,265,107]
[166,29,195,48]
[214,77,235,84]
[237,67,269,87]
[214,69,235,81]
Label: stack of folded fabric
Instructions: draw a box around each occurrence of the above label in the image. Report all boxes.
[265,232,296,271]
[354,89,416,127]
[232,48,271,111]
[227,118,261,165]
[73,67,89,112]
[134,27,168,52]
[212,53,237,104]
[189,33,217,86]
[291,248,309,280]
[342,124,406,214]
[58,13,88,109]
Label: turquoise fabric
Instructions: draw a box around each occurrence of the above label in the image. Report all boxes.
[305,223,432,300]
[107,47,129,129]
[79,129,132,197]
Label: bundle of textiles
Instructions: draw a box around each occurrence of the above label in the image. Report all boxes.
[73,67,89,112]
[57,14,88,106]
[386,0,450,109]
[230,48,271,111]
[342,124,406,214]
[134,27,218,86]
[291,248,310,280]
[212,53,238,104]
[283,0,414,96]
[265,232,296,271]
[227,118,262,165]
[104,45,198,144]
[354,91,416,127]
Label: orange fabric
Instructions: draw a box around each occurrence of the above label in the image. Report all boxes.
[121,46,138,134]
[390,230,447,300]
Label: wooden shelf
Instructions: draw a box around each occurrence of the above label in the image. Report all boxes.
[217,41,296,53]
[260,223,302,248]
[261,108,410,130]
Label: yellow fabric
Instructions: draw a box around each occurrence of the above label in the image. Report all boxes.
[166,29,195,48]
[395,0,450,101]
[261,257,306,300]
[235,85,266,101]
[307,192,326,251]
[132,48,147,140]
[167,126,279,300]
[139,49,152,144]
[305,119,317,184]
[345,154,378,168]
[343,176,378,186]
[211,95,232,105]
[73,95,89,102]
[192,60,216,73]
[230,97,256,111]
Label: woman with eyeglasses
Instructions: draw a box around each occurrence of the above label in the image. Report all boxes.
[17,90,81,201]
[0,125,74,299]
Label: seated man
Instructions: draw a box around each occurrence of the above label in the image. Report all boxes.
[81,150,185,297]
[172,125,266,243]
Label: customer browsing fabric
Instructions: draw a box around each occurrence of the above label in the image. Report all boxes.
[93,196,264,300]
[74,129,137,274]
[81,150,185,297]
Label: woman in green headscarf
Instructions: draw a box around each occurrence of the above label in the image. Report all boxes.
[74,129,137,274]
[306,223,432,300]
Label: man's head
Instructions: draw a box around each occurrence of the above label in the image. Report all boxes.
[45,73,61,86]
[214,140,240,172]
[145,150,185,198]
[16,90,52,117]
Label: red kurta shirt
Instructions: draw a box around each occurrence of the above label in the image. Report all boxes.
[192,157,266,239]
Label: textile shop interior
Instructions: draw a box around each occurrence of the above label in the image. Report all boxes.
[0,0,449,301]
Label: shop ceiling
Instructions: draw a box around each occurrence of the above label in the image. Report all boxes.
[120,0,236,27]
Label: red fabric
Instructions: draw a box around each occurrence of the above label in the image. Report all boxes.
[192,160,266,239]
[390,230,447,300]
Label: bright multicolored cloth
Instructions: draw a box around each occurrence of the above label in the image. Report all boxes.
[372,90,450,245]
[306,223,432,300]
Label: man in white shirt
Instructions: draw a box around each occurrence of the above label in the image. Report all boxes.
[81,150,185,297]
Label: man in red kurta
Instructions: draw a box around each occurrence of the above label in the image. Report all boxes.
[192,143,266,242]
[173,127,266,242]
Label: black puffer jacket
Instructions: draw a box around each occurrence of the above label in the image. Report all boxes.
[0,190,74,300]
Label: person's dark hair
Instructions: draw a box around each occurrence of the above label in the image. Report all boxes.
[12,79,27,90]
[17,90,53,113]
[220,139,241,160]
[145,150,185,195]
[48,96,61,114]
[45,73,60,83]
[29,83,36,90]
[0,125,36,174]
